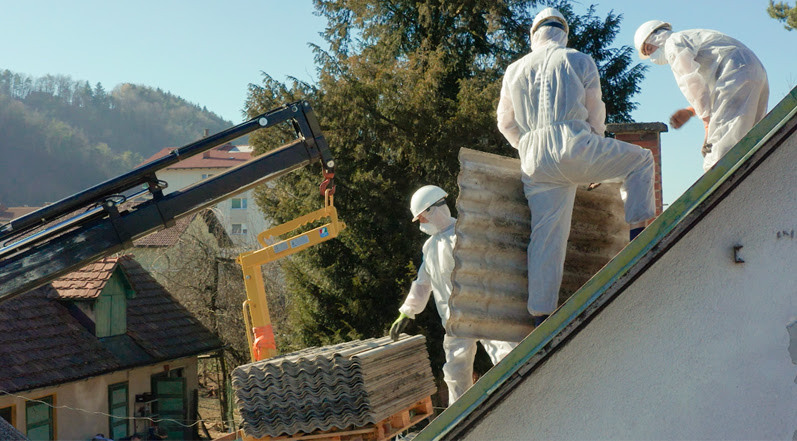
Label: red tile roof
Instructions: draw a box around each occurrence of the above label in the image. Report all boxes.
[0,205,42,223]
[139,143,252,169]
[132,212,197,247]
[132,210,232,248]
[50,259,120,299]
[0,255,223,394]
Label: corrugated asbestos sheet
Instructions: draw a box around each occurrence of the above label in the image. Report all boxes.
[232,335,436,438]
[447,148,627,342]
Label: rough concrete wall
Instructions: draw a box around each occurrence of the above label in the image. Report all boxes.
[462,134,797,439]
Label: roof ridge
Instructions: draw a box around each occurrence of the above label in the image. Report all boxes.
[416,85,797,441]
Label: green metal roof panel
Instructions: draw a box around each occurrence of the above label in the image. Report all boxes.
[416,85,797,441]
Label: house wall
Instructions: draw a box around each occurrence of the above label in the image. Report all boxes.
[156,167,269,247]
[0,356,199,441]
[462,134,797,438]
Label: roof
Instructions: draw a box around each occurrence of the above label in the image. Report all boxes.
[139,143,252,169]
[0,417,26,441]
[0,205,42,223]
[417,86,797,441]
[0,255,224,394]
[132,209,232,248]
[50,258,121,299]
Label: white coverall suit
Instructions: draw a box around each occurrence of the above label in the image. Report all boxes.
[398,206,516,404]
[497,27,656,316]
[658,29,769,171]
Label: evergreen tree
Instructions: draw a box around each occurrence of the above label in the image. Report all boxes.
[768,1,797,30]
[245,0,647,368]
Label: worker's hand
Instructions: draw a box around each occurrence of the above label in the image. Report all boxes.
[669,108,694,129]
[389,313,411,341]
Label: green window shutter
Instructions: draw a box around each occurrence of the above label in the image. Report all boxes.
[97,269,130,337]
[152,377,187,440]
[95,294,112,337]
[25,396,53,441]
[108,382,129,439]
[110,291,127,335]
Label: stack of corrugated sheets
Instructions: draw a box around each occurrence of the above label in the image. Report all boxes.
[232,334,436,438]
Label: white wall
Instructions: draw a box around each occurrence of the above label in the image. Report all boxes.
[156,168,270,248]
[464,136,797,439]
[0,357,198,441]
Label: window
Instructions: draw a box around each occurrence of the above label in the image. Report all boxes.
[231,223,248,235]
[231,198,247,209]
[108,382,129,439]
[0,405,13,425]
[26,395,53,441]
[201,173,214,180]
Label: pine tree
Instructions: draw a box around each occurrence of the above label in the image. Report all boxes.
[768,1,797,30]
[245,0,647,366]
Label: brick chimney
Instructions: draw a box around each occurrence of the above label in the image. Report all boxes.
[606,122,668,216]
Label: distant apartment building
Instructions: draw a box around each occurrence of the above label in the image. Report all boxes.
[139,143,269,248]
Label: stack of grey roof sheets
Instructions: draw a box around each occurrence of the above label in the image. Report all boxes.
[447,148,627,343]
[232,335,436,438]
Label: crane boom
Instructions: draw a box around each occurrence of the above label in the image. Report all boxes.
[0,100,334,304]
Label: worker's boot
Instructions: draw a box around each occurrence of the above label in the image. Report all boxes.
[533,315,549,327]
[629,227,644,241]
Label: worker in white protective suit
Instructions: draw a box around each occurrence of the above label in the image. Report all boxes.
[389,185,517,405]
[497,8,656,325]
[634,20,769,171]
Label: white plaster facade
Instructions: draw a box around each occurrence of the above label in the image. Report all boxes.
[462,134,797,438]
[0,356,199,441]
[158,168,268,248]
[154,148,269,249]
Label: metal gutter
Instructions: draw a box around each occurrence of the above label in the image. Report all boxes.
[415,85,797,441]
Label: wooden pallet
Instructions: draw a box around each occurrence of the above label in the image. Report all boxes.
[238,396,434,441]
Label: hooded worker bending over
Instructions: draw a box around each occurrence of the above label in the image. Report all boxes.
[635,20,769,171]
[389,185,517,405]
[497,8,656,326]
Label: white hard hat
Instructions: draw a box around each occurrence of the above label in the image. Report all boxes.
[531,7,569,37]
[634,20,672,59]
[410,185,448,221]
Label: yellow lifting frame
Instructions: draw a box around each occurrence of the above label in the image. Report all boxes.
[238,191,345,362]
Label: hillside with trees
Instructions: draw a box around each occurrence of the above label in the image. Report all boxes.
[0,70,234,206]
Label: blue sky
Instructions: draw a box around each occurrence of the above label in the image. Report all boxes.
[0,1,792,205]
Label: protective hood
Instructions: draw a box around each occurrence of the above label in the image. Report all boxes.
[531,26,567,51]
[419,204,455,236]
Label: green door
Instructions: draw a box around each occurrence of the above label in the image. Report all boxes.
[152,377,187,440]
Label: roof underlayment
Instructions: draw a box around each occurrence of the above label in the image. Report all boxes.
[416,85,797,441]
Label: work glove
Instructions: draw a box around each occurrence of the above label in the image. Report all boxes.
[389,313,411,341]
[669,107,694,129]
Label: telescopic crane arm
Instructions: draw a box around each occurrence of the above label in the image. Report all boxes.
[0,101,335,304]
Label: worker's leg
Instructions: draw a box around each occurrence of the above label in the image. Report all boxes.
[479,339,518,365]
[442,335,478,404]
[522,180,578,316]
[704,63,769,171]
[563,135,656,225]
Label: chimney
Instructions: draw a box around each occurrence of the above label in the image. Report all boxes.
[606,122,668,217]
[203,128,209,138]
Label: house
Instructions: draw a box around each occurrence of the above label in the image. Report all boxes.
[0,255,224,441]
[415,90,797,439]
[131,207,234,277]
[139,143,270,248]
[0,204,41,225]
